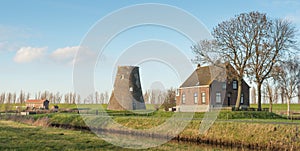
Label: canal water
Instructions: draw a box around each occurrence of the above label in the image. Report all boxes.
[95,131,254,150]
[158,140,253,151]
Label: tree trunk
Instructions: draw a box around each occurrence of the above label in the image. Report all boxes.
[269,98,273,113]
[287,97,291,117]
[235,78,243,109]
[251,87,256,104]
[257,83,262,111]
[298,91,300,104]
[267,84,273,113]
[281,87,285,104]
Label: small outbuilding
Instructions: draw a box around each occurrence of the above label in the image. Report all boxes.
[25,99,50,110]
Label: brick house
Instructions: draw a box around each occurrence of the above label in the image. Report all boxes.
[25,99,50,109]
[175,64,250,112]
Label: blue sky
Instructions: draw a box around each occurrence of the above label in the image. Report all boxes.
[1,0,300,95]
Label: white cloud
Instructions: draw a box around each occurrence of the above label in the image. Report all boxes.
[51,46,79,65]
[51,46,97,66]
[13,46,47,63]
[51,46,78,61]
[13,45,97,65]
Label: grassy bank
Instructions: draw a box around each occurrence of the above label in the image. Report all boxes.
[1,110,299,150]
[0,120,243,151]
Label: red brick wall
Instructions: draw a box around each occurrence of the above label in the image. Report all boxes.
[176,80,250,107]
[176,87,210,106]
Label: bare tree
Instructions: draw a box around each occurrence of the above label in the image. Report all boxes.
[12,92,16,104]
[162,88,176,111]
[248,18,298,111]
[192,12,298,110]
[95,91,99,104]
[0,93,5,104]
[72,93,76,104]
[19,90,25,104]
[55,92,62,104]
[192,12,262,108]
[274,88,279,104]
[26,93,30,101]
[49,92,54,103]
[41,91,47,99]
[69,92,73,104]
[266,82,278,113]
[5,93,12,112]
[37,91,41,99]
[100,93,104,104]
[76,94,81,104]
[104,92,109,104]
[144,91,149,104]
[251,87,256,104]
[280,87,285,104]
[298,85,300,104]
[84,93,94,104]
[64,93,69,104]
[0,93,5,112]
[274,58,300,117]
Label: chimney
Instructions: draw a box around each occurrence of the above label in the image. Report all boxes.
[197,64,201,69]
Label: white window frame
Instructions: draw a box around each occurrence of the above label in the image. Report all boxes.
[176,89,179,96]
[194,93,198,104]
[182,93,186,104]
[241,93,244,104]
[233,80,237,90]
[216,92,221,103]
[222,82,226,90]
[201,92,206,104]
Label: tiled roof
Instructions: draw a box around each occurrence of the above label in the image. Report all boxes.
[180,64,228,88]
[25,99,46,104]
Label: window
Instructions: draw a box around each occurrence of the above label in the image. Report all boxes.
[194,93,198,104]
[216,92,221,103]
[120,74,124,79]
[176,89,179,96]
[182,93,186,104]
[233,80,237,90]
[222,82,226,90]
[129,87,133,92]
[201,92,206,104]
[241,93,244,104]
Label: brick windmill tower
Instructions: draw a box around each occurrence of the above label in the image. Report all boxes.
[107,66,146,110]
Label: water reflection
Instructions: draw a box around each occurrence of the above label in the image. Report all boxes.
[96,130,252,151]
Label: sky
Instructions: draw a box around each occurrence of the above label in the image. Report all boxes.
[1,0,300,96]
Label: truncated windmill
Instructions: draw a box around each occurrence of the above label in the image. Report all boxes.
[107,66,146,110]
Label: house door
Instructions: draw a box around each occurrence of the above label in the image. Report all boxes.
[227,93,231,106]
[227,97,231,106]
[132,102,136,110]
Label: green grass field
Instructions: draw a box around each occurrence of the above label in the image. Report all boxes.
[250,103,300,112]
